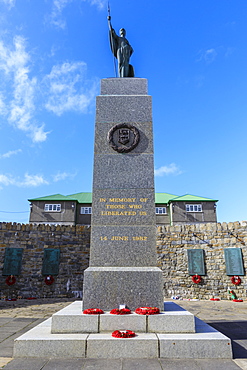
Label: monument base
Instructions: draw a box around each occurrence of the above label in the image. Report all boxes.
[14,301,233,359]
[82,267,164,311]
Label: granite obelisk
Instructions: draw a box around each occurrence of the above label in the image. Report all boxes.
[82,78,164,310]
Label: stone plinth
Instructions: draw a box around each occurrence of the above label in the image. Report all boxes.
[86,333,159,359]
[83,78,163,310]
[50,301,195,334]
[14,302,232,359]
[83,267,164,311]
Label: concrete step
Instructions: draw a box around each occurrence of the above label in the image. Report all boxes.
[13,318,88,358]
[13,302,232,359]
[51,301,195,334]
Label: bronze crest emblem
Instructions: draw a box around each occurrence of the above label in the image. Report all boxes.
[107,123,140,153]
[118,129,130,145]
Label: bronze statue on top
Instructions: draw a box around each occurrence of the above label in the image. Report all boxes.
[107,12,134,78]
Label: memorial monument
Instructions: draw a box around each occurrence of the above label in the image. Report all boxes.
[13,12,233,360]
[82,15,163,310]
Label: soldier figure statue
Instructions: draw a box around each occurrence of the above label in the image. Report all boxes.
[107,15,134,78]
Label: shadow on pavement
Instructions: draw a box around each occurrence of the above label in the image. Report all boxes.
[208,321,247,359]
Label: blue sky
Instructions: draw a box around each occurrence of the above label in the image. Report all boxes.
[0,0,247,224]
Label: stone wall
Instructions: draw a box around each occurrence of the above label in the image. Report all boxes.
[157,221,247,300]
[0,222,90,299]
[0,221,247,300]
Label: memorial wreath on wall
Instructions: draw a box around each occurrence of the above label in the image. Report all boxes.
[192,274,202,284]
[231,275,241,285]
[5,275,16,286]
[44,275,54,285]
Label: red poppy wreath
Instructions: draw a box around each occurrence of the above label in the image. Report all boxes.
[5,275,16,286]
[110,308,131,315]
[83,308,104,314]
[135,307,160,315]
[112,330,136,338]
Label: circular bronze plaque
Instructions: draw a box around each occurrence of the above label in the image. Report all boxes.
[107,123,140,153]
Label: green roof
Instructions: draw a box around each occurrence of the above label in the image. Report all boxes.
[155,192,178,204]
[29,192,92,204]
[28,194,77,201]
[68,192,92,203]
[170,194,218,202]
[29,192,217,204]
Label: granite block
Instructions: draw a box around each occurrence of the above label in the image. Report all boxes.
[94,122,153,155]
[147,312,195,333]
[90,225,157,266]
[158,331,232,358]
[101,78,148,95]
[100,313,146,332]
[82,267,164,311]
[96,95,152,123]
[86,333,158,358]
[51,302,98,333]
[92,154,155,190]
[14,320,87,358]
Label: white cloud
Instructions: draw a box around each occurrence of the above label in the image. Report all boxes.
[89,0,106,10]
[47,0,106,29]
[48,0,73,29]
[0,170,78,187]
[0,173,49,187]
[154,163,182,177]
[44,61,97,115]
[0,174,15,186]
[0,149,22,159]
[31,124,50,143]
[0,36,49,142]
[0,0,15,9]
[53,171,77,182]
[19,174,49,187]
[197,48,217,64]
[0,92,7,115]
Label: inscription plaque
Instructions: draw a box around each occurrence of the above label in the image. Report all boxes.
[42,248,60,276]
[187,249,205,275]
[224,248,244,276]
[3,248,23,276]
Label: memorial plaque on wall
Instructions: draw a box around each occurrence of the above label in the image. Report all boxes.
[187,249,205,275]
[3,248,23,276]
[42,248,60,276]
[224,248,244,276]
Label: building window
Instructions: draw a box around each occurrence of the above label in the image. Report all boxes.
[44,204,61,212]
[186,204,202,212]
[81,207,92,214]
[155,207,167,214]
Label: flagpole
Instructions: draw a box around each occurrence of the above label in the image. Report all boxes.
[107,2,117,77]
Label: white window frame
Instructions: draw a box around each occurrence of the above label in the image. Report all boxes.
[155,207,167,214]
[44,204,61,212]
[186,204,202,212]
[80,207,92,215]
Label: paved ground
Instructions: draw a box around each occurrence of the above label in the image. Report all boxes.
[0,298,246,369]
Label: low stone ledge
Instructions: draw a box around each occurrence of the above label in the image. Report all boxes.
[148,311,195,333]
[86,333,158,358]
[100,313,146,332]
